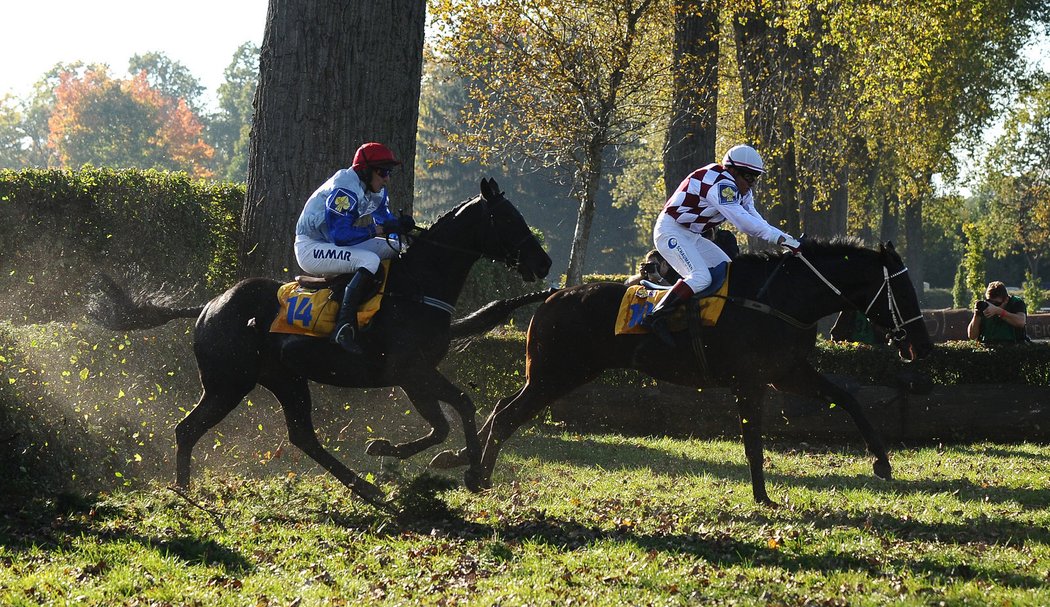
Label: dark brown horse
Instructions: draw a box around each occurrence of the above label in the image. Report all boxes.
[91,179,552,507]
[432,238,933,506]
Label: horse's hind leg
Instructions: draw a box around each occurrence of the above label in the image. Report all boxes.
[262,374,386,505]
[732,382,776,506]
[176,385,252,488]
[772,362,891,481]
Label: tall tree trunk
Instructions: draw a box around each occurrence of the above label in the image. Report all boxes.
[800,162,849,238]
[879,190,899,245]
[240,0,426,278]
[663,0,719,199]
[904,196,926,305]
[733,8,799,245]
[565,145,604,286]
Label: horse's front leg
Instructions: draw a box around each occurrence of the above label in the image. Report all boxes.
[429,384,526,471]
[365,370,483,489]
[771,362,891,481]
[365,382,450,460]
[732,382,776,507]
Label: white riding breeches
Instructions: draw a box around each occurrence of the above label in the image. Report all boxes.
[294,235,399,276]
[653,213,731,293]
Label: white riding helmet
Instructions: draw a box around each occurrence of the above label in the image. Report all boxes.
[722,144,765,174]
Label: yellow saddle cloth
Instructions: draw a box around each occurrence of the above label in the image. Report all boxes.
[270,264,390,337]
[614,271,731,335]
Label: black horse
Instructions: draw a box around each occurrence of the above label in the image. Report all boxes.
[91,178,552,506]
[433,238,933,506]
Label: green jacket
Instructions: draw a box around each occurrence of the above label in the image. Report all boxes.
[978,295,1027,344]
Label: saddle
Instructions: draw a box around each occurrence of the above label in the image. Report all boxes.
[270,263,390,337]
[616,262,731,336]
[294,264,387,300]
[639,262,728,296]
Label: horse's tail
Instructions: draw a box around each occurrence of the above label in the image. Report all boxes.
[449,287,557,346]
[88,272,205,330]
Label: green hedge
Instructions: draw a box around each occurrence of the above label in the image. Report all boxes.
[0,168,243,323]
[811,339,1050,386]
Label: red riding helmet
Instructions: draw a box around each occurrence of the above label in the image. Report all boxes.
[351,142,402,170]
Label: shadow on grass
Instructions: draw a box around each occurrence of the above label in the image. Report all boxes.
[0,491,252,573]
[947,443,1050,462]
[506,433,1050,510]
[390,509,1047,591]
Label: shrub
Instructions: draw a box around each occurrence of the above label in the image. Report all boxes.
[0,168,243,323]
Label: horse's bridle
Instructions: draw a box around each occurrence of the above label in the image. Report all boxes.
[795,252,924,343]
[479,195,535,268]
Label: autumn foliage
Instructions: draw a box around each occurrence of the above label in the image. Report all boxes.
[48,68,214,178]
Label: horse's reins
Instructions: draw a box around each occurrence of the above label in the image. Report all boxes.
[794,251,923,341]
[715,250,923,337]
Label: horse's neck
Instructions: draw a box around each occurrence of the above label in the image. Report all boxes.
[394,238,480,306]
[747,255,862,323]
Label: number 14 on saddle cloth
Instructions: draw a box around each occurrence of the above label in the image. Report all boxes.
[270,269,390,337]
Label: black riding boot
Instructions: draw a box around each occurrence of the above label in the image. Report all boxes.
[331,268,376,355]
[640,280,693,347]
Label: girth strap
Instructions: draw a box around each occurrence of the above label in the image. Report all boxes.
[717,295,817,330]
[385,291,457,316]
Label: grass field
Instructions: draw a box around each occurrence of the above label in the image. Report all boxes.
[2,431,1048,606]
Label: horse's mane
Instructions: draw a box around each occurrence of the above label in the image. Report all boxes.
[737,235,873,263]
[424,196,480,234]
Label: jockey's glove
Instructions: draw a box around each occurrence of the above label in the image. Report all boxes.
[398,215,416,233]
[779,235,801,254]
[381,218,402,235]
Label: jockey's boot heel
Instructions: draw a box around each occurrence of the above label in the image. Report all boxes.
[331,268,376,355]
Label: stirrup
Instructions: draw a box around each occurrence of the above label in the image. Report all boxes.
[332,323,363,354]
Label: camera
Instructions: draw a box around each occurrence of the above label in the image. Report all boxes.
[975,300,989,312]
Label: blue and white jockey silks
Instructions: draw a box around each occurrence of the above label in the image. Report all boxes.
[654,162,788,293]
[294,168,400,276]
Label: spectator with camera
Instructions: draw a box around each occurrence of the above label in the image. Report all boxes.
[967,281,1028,344]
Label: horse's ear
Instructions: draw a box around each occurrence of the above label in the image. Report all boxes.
[884,241,896,253]
[480,178,493,200]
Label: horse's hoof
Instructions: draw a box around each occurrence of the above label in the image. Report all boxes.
[754,490,779,508]
[429,449,468,469]
[464,469,486,493]
[350,477,387,505]
[365,438,395,457]
[873,459,893,480]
